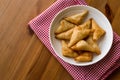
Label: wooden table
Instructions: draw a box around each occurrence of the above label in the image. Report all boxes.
[0,0,120,80]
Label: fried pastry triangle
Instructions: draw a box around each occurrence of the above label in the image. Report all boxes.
[54,20,75,34]
[65,10,88,25]
[68,27,91,47]
[75,52,93,62]
[55,28,74,40]
[78,18,92,29]
[92,18,105,41]
[86,36,101,55]
[71,36,101,55]
[71,40,94,51]
[62,40,78,58]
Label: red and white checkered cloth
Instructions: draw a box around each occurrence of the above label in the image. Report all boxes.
[28,0,120,80]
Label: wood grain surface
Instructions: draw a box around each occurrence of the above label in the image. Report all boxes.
[0,0,120,80]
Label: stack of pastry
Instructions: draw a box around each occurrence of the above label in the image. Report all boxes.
[54,10,105,62]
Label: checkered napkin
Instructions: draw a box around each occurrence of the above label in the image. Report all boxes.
[28,0,120,80]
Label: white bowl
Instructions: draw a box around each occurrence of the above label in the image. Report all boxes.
[49,5,113,66]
